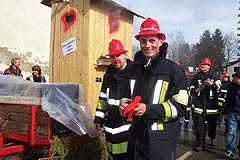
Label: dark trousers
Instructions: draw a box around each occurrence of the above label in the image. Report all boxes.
[127,138,177,160]
[207,114,218,139]
[192,112,218,146]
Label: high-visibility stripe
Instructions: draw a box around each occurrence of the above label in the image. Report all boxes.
[162,102,171,122]
[130,79,135,98]
[151,122,164,131]
[157,123,164,130]
[106,88,110,101]
[96,100,107,110]
[104,124,131,135]
[193,109,202,114]
[153,80,163,104]
[159,81,169,103]
[210,90,213,98]
[95,111,105,119]
[151,122,157,130]
[167,100,177,118]
[217,102,223,106]
[172,90,188,106]
[207,109,219,113]
[108,99,120,106]
[215,80,222,90]
[218,97,225,102]
[107,142,128,154]
[190,85,195,90]
[221,89,227,93]
[193,107,219,114]
[99,91,107,98]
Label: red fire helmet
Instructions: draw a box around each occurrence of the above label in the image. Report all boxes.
[107,39,128,56]
[175,61,181,66]
[201,57,211,66]
[185,71,189,78]
[223,71,229,78]
[135,17,166,41]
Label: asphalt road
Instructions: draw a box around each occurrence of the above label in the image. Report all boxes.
[176,119,239,160]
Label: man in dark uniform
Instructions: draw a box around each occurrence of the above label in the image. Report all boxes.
[191,57,221,151]
[94,39,132,160]
[119,17,188,160]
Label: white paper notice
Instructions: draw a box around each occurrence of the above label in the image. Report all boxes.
[62,37,77,56]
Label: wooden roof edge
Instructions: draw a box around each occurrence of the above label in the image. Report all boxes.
[41,0,145,19]
[109,0,145,19]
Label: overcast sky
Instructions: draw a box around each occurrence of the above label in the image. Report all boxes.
[114,0,238,44]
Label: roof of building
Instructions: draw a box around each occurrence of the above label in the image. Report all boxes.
[41,0,145,19]
[227,58,240,67]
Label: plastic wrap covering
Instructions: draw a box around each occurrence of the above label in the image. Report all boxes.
[41,83,101,138]
[0,75,41,105]
[0,76,100,138]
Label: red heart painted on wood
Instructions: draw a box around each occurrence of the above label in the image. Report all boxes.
[108,16,120,34]
[62,10,77,32]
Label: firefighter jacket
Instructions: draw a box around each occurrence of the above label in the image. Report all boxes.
[128,50,188,142]
[223,81,240,114]
[190,70,221,115]
[217,80,230,108]
[94,59,132,157]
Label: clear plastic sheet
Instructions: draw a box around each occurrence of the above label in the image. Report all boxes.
[0,75,100,137]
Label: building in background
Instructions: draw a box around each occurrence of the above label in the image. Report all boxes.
[0,0,51,80]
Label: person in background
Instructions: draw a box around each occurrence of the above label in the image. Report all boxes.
[218,72,230,135]
[223,69,240,159]
[184,70,192,130]
[119,17,188,160]
[0,71,2,75]
[190,57,221,151]
[94,39,132,160]
[175,61,191,131]
[26,65,46,82]
[3,58,23,77]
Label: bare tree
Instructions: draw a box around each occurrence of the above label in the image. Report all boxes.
[167,31,194,71]
[224,32,239,72]
[167,31,186,61]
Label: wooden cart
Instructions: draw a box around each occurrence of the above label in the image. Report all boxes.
[0,98,53,159]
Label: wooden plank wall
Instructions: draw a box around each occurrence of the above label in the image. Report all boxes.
[88,0,133,112]
[49,0,133,112]
[0,104,48,139]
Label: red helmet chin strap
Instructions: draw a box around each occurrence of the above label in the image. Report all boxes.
[113,57,119,64]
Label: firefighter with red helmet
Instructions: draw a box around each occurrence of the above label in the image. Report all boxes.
[119,18,188,160]
[190,57,221,151]
[94,39,132,160]
[219,71,231,135]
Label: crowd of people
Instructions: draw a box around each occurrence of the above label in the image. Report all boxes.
[1,57,46,83]
[94,17,240,160]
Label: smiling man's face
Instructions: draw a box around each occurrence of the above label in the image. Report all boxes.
[139,35,163,60]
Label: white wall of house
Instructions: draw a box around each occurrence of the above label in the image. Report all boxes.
[0,0,51,76]
[227,62,240,80]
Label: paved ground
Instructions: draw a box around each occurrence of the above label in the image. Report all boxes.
[176,119,239,160]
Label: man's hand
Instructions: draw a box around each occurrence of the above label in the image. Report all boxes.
[119,101,128,117]
[133,103,146,117]
[204,78,212,86]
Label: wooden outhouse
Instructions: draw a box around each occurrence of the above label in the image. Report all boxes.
[41,0,143,112]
